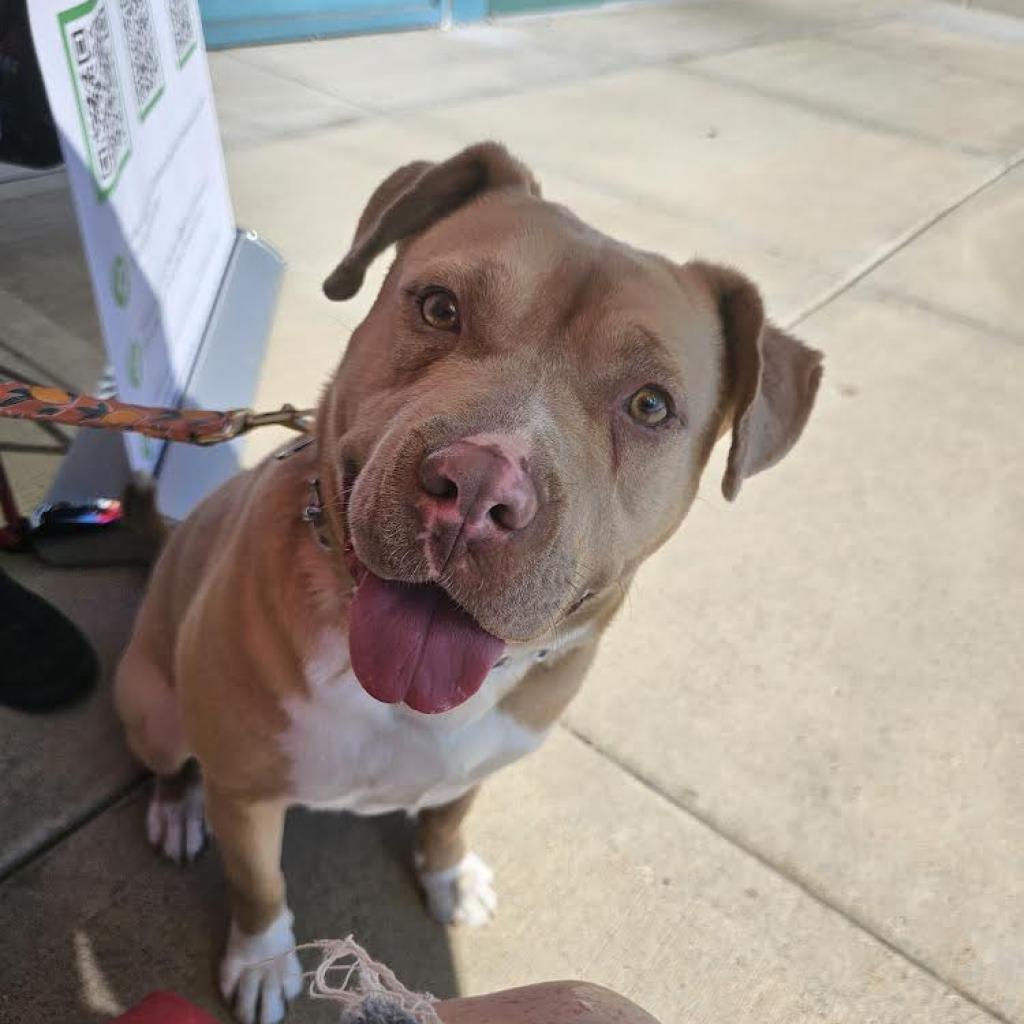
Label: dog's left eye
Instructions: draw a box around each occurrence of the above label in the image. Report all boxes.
[420,289,460,332]
[627,386,671,426]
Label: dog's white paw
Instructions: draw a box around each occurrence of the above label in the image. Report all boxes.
[146,774,207,863]
[220,908,303,1024]
[419,851,497,927]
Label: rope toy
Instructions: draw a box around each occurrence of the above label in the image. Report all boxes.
[285,937,442,1024]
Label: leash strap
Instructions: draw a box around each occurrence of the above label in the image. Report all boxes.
[0,381,313,445]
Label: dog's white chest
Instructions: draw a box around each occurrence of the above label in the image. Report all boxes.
[281,635,545,815]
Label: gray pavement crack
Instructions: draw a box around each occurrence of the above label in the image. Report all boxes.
[783,153,1024,333]
[0,772,148,887]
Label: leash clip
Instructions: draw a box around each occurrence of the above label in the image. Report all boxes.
[243,403,316,434]
[195,404,316,445]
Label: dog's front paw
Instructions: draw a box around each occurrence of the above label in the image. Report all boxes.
[418,851,497,927]
[146,773,206,863]
[219,908,303,1024]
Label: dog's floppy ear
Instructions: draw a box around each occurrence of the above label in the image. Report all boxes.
[684,260,823,502]
[323,141,540,301]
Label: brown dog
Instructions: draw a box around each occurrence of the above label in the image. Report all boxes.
[114,142,822,1024]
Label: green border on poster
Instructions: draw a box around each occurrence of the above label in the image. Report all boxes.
[177,38,197,68]
[172,0,199,69]
[139,81,164,120]
[57,0,132,202]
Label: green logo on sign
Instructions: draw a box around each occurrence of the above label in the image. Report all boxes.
[112,256,130,308]
[127,340,143,387]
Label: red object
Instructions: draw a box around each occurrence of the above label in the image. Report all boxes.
[111,992,222,1024]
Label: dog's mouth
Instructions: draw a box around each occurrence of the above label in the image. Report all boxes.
[338,464,506,715]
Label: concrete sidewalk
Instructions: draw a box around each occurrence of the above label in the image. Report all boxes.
[1,1,1022,1021]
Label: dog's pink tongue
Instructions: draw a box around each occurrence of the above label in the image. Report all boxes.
[349,573,505,714]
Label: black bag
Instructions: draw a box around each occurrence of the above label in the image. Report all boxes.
[0,0,62,169]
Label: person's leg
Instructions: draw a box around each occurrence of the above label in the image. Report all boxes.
[436,982,662,1024]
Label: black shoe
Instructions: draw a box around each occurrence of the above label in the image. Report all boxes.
[0,569,98,712]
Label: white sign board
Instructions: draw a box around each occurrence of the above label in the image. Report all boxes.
[29,0,235,471]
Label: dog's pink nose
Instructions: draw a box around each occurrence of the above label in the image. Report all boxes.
[419,440,538,537]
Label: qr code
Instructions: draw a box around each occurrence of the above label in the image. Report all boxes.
[120,0,163,116]
[166,0,197,66]
[61,0,130,195]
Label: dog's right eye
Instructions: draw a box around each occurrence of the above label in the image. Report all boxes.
[420,289,460,332]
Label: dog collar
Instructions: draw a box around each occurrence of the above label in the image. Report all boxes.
[275,435,333,550]
[301,477,333,550]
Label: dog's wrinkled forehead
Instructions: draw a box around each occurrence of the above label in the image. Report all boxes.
[397,194,586,297]
[395,193,706,369]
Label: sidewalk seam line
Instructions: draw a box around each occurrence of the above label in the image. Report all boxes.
[560,722,1015,1024]
[784,152,1024,331]
[0,772,148,887]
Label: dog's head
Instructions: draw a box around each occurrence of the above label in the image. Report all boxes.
[317,142,822,713]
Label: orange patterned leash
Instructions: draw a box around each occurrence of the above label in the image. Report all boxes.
[0,381,313,445]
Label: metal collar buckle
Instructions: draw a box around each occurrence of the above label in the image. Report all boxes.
[301,477,332,550]
[271,436,332,549]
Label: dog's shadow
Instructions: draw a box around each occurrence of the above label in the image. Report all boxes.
[2,791,456,1023]
[284,806,458,1003]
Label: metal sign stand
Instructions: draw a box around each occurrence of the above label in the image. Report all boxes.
[43,229,284,527]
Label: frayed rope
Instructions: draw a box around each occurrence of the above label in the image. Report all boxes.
[288,937,443,1024]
